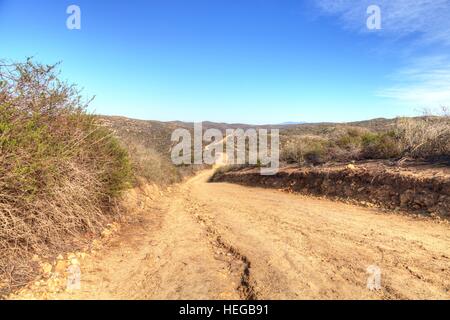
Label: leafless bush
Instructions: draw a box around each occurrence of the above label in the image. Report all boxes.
[395,116,450,160]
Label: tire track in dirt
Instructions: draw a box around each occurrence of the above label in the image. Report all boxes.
[185,170,450,299]
[11,169,450,300]
[183,194,258,300]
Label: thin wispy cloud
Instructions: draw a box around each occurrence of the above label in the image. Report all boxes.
[377,55,450,107]
[315,0,450,45]
[314,0,450,108]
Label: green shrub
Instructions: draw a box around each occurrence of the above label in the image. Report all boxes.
[303,141,327,164]
[281,117,449,166]
[361,131,402,159]
[335,127,366,150]
[281,135,328,165]
[0,59,131,293]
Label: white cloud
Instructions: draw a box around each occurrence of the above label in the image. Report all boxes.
[377,55,450,107]
[314,0,450,108]
[315,0,450,45]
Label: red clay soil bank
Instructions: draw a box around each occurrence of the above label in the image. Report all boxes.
[210,162,450,218]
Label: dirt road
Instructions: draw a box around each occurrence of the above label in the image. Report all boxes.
[42,170,450,300]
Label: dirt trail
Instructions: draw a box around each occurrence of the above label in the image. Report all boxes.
[23,170,450,300]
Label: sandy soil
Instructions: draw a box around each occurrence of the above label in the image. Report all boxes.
[15,170,450,300]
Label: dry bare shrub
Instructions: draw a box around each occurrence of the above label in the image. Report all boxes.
[395,116,450,161]
[0,59,131,294]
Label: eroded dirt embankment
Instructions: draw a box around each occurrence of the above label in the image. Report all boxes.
[210,162,450,218]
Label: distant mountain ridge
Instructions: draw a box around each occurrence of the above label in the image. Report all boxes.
[279,121,307,125]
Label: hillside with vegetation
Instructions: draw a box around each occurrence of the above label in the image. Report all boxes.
[0,60,137,294]
[280,115,449,166]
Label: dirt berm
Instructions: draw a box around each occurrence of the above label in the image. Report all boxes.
[210,161,450,219]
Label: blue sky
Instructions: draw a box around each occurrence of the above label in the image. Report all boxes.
[0,0,449,124]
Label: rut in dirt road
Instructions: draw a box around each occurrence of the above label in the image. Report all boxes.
[187,197,258,300]
[182,170,450,300]
[14,169,450,300]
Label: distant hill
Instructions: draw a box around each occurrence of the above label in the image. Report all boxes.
[99,116,409,140]
[279,121,307,125]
